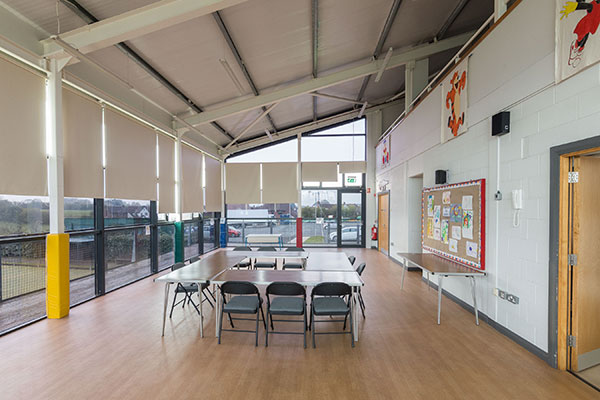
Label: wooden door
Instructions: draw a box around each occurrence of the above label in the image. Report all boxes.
[378,193,389,255]
[570,156,600,371]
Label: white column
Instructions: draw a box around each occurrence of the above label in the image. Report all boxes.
[220,160,226,216]
[405,58,429,112]
[495,0,508,22]
[404,60,415,113]
[47,58,65,234]
[175,131,183,221]
[297,132,302,218]
[365,110,382,249]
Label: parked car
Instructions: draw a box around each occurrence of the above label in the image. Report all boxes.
[228,226,241,237]
[329,226,360,242]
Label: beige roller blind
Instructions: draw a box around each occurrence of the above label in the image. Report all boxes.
[182,146,204,213]
[105,108,157,200]
[63,87,103,198]
[158,134,175,213]
[0,57,46,196]
[205,155,222,212]
[262,163,298,204]
[302,162,338,182]
[226,163,260,204]
[339,161,367,174]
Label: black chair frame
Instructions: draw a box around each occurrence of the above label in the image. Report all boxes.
[355,262,366,318]
[254,246,277,270]
[265,282,307,348]
[232,246,252,269]
[218,281,266,346]
[282,247,305,270]
[309,282,354,348]
[169,263,216,319]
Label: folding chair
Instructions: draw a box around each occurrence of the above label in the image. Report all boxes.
[218,281,266,346]
[355,263,366,318]
[232,246,252,269]
[254,246,277,269]
[282,247,305,270]
[169,262,214,319]
[265,282,307,348]
[309,282,354,348]
[348,255,356,266]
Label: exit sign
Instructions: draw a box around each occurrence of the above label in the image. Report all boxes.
[346,176,357,184]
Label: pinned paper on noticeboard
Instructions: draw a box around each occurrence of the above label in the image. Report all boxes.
[450,204,462,223]
[462,195,473,210]
[442,191,451,205]
[427,195,435,217]
[427,218,434,238]
[441,220,449,244]
[466,241,478,258]
[449,239,458,253]
[452,226,461,240]
[462,210,473,239]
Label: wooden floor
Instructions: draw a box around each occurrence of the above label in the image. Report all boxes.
[0,249,597,399]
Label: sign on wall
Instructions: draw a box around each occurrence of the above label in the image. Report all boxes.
[376,135,391,171]
[556,1,600,83]
[441,59,468,143]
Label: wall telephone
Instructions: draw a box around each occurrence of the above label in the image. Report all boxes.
[511,189,523,227]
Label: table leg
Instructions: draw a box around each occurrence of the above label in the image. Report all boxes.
[162,283,171,337]
[437,275,444,325]
[470,276,479,326]
[215,285,221,338]
[401,259,407,290]
[197,281,204,338]
[353,288,359,341]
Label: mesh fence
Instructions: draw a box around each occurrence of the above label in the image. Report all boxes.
[105,227,151,292]
[183,221,199,260]
[69,234,95,305]
[159,224,175,271]
[0,239,46,300]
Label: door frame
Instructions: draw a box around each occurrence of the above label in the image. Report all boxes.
[377,191,390,255]
[337,188,366,248]
[550,135,600,370]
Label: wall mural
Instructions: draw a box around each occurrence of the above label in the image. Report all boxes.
[441,59,468,143]
[557,0,600,82]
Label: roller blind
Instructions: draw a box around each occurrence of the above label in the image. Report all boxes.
[0,57,46,196]
[301,162,338,182]
[339,161,367,174]
[205,155,222,212]
[105,108,156,200]
[182,146,204,213]
[226,163,260,204]
[262,162,298,204]
[63,87,103,198]
[158,134,175,213]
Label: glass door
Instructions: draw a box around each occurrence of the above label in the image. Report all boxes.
[337,190,365,247]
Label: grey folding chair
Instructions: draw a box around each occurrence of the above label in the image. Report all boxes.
[254,246,277,269]
[282,247,305,270]
[309,282,354,348]
[169,262,214,319]
[348,255,356,266]
[355,262,366,318]
[265,282,307,348]
[232,246,252,269]
[218,281,266,346]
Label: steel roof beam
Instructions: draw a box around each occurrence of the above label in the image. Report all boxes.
[436,0,471,40]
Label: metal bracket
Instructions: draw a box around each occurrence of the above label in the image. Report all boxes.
[568,171,579,183]
[568,254,578,266]
[568,335,576,347]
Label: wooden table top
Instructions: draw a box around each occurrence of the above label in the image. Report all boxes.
[397,253,486,276]
[228,249,308,258]
[211,269,363,287]
[155,252,246,283]
[304,252,354,271]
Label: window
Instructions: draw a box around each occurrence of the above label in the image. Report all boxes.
[301,119,365,162]
[104,199,151,227]
[227,138,298,163]
[65,198,94,231]
[0,195,49,236]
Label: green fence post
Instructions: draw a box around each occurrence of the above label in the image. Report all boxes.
[174,221,184,263]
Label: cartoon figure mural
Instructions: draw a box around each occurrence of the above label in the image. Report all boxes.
[381,138,390,167]
[445,70,467,137]
[561,0,600,67]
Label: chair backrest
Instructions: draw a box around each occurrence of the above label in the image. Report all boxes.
[312,282,351,298]
[348,256,356,266]
[356,262,366,276]
[286,247,305,252]
[189,255,201,263]
[233,246,252,251]
[221,281,259,295]
[172,262,185,271]
[258,246,277,252]
[267,281,305,297]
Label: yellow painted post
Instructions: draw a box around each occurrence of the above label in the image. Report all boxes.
[46,233,70,318]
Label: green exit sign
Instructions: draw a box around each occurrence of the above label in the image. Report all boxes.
[346,176,357,184]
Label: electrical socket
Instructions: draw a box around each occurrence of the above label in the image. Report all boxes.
[498,289,507,299]
[507,294,519,304]
[495,287,519,304]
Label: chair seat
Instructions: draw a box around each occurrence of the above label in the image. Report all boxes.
[223,295,262,313]
[236,259,251,267]
[255,261,276,269]
[269,297,304,315]
[283,262,303,269]
[312,297,350,315]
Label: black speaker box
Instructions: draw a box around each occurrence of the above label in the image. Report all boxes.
[492,111,510,136]
[435,170,447,185]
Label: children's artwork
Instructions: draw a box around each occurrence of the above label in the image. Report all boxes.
[434,228,441,241]
[442,191,451,204]
[466,241,478,258]
[450,204,462,223]
[449,239,458,253]
[427,195,435,217]
[442,59,468,142]
[441,220,449,244]
[462,195,473,210]
[452,226,461,240]
[443,206,451,217]
[462,210,473,239]
[556,1,600,83]
[434,206,441,228]
[427,218,434,239]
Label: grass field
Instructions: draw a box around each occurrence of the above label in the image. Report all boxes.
[303,236,325,244]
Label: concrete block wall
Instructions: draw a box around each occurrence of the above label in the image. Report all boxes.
[375,0,600,353]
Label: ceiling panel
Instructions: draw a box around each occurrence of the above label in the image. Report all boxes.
[363,65,405,103]
[268,96,314,131]
[1,0,85,35]
[444,0,494,38]
[79,0,161,20]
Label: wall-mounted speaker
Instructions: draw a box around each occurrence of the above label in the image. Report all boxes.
[492,111,510,136]
[435,170,447,185]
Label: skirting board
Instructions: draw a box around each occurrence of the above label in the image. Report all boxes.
[389,255,420,271]
[421,277,554,367]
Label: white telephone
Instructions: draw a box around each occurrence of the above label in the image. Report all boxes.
[511,189,523,227]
